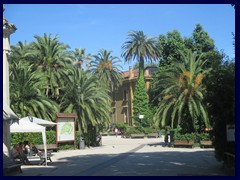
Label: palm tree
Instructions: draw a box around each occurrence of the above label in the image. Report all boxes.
[60,68,112,133]
[31,33,74,99]
[73,48,92,69]
[9,41,34,65]
[9,62,59,120]
[121,30,160,76]
[90,49,123,92]
[154,50,211,133]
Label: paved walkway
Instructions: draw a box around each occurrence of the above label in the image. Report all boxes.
[11,136,225,176]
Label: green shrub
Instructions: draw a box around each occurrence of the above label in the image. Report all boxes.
[125,126,143,136]
[193,143,200,147]
[11,132,43,146]
[46,130,56,144]
[142,127,160,134]
[115,123,128,133]
[124,126,161,137]
[173,132,211,143]
[58,143,75,150]
[174,133,195,141]
[197,133,211,141]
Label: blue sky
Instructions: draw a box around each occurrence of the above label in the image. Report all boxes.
[4,4,235,71]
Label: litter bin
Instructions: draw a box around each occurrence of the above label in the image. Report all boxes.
[79,137,85,149]
[170,130,175,144]
[96,134,102,146]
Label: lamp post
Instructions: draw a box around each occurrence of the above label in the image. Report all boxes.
[139,115,144,127]
[77,85,84,149]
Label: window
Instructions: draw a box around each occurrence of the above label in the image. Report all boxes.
[149,67,158,75]
[123,108,128,123]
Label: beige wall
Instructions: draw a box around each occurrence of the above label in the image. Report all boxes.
[111,67,156,126]
[113,81,134,125]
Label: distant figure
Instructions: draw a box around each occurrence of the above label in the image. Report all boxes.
[24,141,30,155]
[96,132,102,146]
[32,146,39,154]
[164,127,169,146]
[11,143,30,164]
[11,144,20,159]
[115,128,118,137]
[32,146,43,157]
[16,142,24,154]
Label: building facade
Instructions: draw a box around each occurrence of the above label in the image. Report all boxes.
[3,6,18,156]
[111,66,158,126]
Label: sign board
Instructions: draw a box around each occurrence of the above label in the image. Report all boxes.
[226,124,235,142]
[139,115,144,119]
[56,113,76,144]
[57,118,74,141]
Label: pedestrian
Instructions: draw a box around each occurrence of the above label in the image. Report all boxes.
[11,144,21,159]
[17,142,31,165]
[164,127,169,146]
[115,128,118,137]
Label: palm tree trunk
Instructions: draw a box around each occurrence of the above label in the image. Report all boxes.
[139,57,144,77]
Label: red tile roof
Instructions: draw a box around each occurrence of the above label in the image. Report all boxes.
[122,69,139,79]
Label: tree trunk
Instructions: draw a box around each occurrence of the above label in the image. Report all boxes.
[139,57,144,77]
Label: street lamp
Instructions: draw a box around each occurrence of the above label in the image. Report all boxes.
[139,115,144,127]
[78,85,84,149]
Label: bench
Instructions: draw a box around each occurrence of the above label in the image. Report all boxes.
[35,144,59,152]
[130,134,145,139]
[101,132,108,136]
[38,151,53,165]
[173,140,194,148]
[27,150,53,165]
[147,133,158,138]
[109,132,122,136]
[200,140,213,148]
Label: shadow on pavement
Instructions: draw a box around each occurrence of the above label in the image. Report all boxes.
[17,149,226,176]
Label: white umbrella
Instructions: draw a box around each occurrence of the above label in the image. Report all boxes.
[21,116,56,127]
[10,119,48,166]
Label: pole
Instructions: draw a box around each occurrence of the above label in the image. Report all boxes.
[78,85,84,149]
[78,86,81,149]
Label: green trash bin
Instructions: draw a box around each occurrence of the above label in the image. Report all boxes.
[170,130,175,145]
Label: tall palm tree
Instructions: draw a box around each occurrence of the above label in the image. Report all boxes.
[154,50,211,133]
[121,30,160,76]
[60,68,112,133]
[9,41,34,65]
[90,49,123,92]
[73,48,92,69]
[31,33,74,99]
[9,62,59,120]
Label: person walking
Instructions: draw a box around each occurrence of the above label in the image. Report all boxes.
[164,127,169,147]
[115,128,118,137]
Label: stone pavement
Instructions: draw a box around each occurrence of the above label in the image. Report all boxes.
[9,136,225,176]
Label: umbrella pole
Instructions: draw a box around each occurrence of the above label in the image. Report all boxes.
[29,133,33,149]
